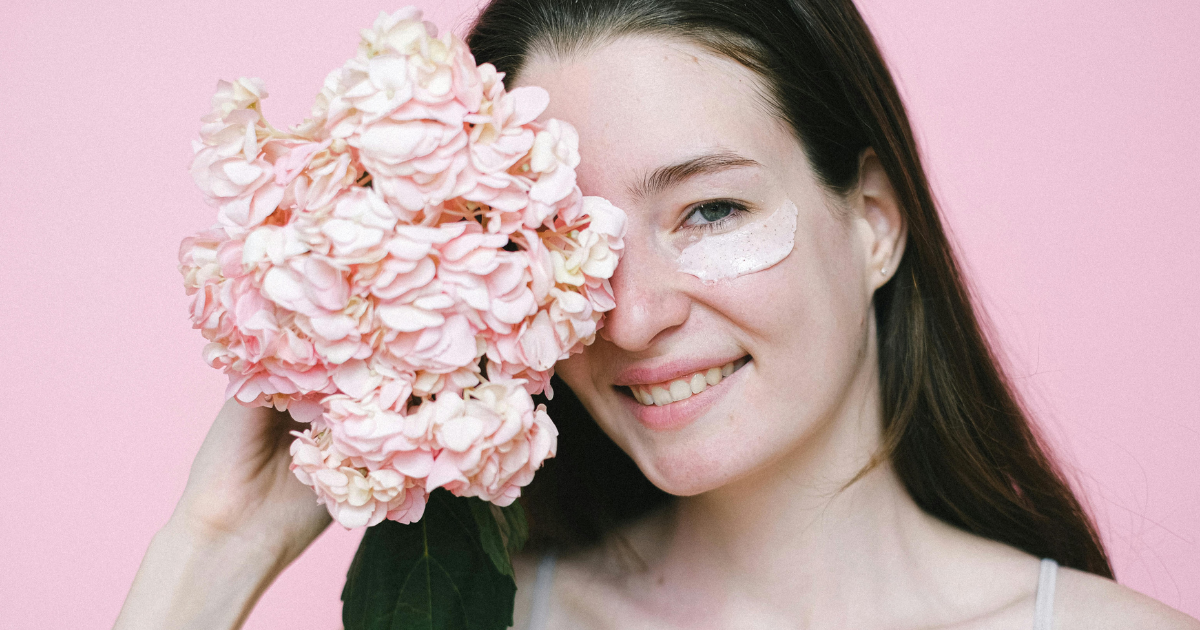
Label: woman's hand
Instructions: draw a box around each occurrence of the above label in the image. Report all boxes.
[114,400,332,630]
[171,398,332,560]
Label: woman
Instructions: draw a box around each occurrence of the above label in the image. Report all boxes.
[116,0,1199,628]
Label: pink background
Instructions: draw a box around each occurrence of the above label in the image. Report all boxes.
[2,0,1196,627]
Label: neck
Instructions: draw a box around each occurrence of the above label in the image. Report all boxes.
[675,361,925,574]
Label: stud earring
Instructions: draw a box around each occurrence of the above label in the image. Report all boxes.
[880,267,887,276]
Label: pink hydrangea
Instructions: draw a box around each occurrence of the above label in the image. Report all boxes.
[190,79,285,234]
[179,8,626,529]
[290,427,427,527]
[422,380,558,506]
[323,9,485,217]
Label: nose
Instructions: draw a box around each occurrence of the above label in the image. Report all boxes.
[599,231,691,352]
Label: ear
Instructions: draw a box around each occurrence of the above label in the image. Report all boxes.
[851,148,907,292]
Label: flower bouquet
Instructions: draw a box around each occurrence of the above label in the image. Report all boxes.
[179,8,624,628]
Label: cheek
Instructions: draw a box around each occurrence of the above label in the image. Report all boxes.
[553,352,591,395]
[767,238,871,419]
[703,211,867,349]
[758,219,869,376]
[684,218,871,456]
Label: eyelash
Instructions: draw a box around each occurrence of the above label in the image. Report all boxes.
[680,200,749,233]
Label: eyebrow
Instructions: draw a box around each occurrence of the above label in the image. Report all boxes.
[628,150,761,200]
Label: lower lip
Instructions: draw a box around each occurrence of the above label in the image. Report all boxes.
[621,361,749,432]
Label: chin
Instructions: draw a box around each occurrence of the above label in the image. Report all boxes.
[628,430,771,497]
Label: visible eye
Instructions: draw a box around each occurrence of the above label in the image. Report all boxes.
[680,200,747,232]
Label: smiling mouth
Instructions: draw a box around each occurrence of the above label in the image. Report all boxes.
[619,356,750,406]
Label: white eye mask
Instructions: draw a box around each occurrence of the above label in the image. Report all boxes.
[676,199,798,283]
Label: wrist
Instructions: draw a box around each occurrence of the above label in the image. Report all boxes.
[163,494,306,569]
[157,515,286,572]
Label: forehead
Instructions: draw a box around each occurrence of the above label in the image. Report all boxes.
[513,35,796,200]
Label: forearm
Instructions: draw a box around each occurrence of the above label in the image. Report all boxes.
[113,520,285,630]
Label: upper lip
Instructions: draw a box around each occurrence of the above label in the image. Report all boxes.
[612,354,748,387]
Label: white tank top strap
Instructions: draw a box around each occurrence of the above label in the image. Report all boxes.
[525,553,1059,629]
[525,552,557,630]
[1033,558,1059,630]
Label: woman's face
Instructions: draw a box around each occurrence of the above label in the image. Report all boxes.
[518,36,897,496]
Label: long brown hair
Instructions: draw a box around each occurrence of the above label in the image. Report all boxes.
[467,0,1113,577]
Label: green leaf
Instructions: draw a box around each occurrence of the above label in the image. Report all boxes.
[466,499,529,579]
[468,499,514,579]
[342,490,518,630]
[496,502,529,557]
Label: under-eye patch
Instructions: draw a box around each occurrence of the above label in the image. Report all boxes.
[677,199,798,283]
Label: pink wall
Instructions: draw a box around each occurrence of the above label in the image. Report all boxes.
[1,1,1195,627]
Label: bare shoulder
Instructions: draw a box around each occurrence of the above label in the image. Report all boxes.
[1055,567,1200,630]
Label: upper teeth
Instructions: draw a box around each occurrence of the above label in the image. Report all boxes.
[630,358,747,406]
